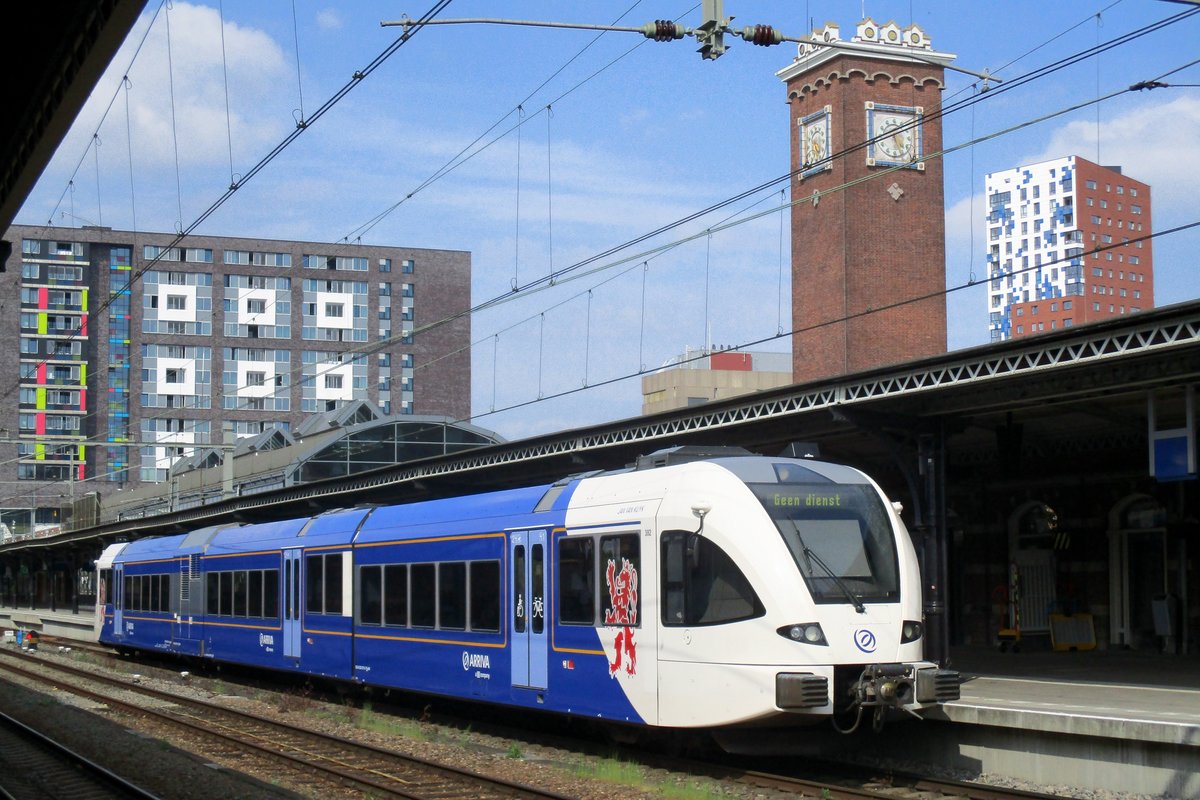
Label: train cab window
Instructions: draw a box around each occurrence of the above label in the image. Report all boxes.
[750,482,900,605]
[439,562,467,630]
[661,531,763,626]
[384,564,408,626]
[558,537,595,625]
[469,561,501,632]
[359,565,383,626]
[410,563,436,628]
[600,534,640,627]
[306,552,344,615]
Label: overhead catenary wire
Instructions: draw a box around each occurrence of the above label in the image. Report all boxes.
[11,6,1200,494]
[6,0,455,399]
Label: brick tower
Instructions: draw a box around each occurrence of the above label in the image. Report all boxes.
[777,20,953,383]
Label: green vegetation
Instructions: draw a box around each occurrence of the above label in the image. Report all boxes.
[572,756,729,799]
[356,701,428,740]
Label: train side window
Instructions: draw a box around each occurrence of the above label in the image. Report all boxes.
[513,545,526,633]
[306,553,344,615]
[249,571,264,617]
[410,563,436,628]
[531,545,545,634]
[306,555,324,613]
[558,536,595,626]
[141,575,152,611]
[661,531,763,626]
[384,564,408,627]
[600,534,640,627]
[263,569,280,619]
[149,575,160,611]
[469,561,500,632]
[439,562,466,630]
[325,554,343,615]
[221,571,235,616]
[359,565,382,626]
[206,573,219,615]
[161,574,173,613]
[233,571,249,617]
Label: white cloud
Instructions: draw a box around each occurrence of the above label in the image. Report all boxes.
[316,9,343,31]
[20,1,293,229]
[942,94,1200,350]
[1026,95,1200,219]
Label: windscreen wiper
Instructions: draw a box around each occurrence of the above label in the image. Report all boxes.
[789,522,866,614]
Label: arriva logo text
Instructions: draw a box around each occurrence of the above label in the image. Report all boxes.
[462,651,491,670]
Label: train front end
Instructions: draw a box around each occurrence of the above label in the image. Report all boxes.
[650,454,958,736]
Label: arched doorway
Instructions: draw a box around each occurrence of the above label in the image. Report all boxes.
[1006,500,1059,638]
[1107,494,1171,649]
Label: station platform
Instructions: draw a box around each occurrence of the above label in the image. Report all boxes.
[944,644,1200,743]
[900,645,1200,797]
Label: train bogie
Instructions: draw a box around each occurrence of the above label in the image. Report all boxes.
[96,449,958,740]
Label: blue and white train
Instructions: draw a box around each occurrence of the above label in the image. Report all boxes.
[95,447,958,739]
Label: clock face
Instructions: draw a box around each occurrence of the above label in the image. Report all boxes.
[878,113,912,161]
[799,107,832,177]
[867,104,922,167]
[806,123,827,164]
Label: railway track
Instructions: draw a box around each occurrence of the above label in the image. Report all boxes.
[0,709,161,800]
[12,641,1071,800]
[0,648,572,800]
[724,764,1067,800]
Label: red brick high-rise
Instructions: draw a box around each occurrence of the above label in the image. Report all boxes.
[777,20,954,383]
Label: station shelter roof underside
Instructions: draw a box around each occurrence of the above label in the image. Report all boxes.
[5,298,1197,555]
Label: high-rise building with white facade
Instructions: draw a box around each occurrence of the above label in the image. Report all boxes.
[1,224,471,531]
[985,155,1153,341]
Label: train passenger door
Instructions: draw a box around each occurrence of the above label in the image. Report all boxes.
[112,563,124,639]
[283,548,303,659]
[510,530,548,690]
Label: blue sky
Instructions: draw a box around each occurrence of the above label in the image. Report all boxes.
[17,1,1200,440]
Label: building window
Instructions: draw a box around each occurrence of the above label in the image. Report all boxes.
[166,294,187,311]
[246,371,266,387]
[247,298,267,314]
[402,259,415,274]
[325,303,344,318]
[165,368,185,384]
[325,375,343,390]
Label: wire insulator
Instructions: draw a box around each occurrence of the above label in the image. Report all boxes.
[641,20,684,42]
[742,25,782,46]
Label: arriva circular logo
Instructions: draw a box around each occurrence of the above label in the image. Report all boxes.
[854,629,877,653]
[462,651,471,670]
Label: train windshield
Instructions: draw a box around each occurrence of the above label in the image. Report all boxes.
[749,482,900,605]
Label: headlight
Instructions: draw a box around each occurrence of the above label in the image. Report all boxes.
[901,620,924,643]
[778,623,827,646]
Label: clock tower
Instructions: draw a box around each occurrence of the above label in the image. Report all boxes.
[777,19,954,384]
